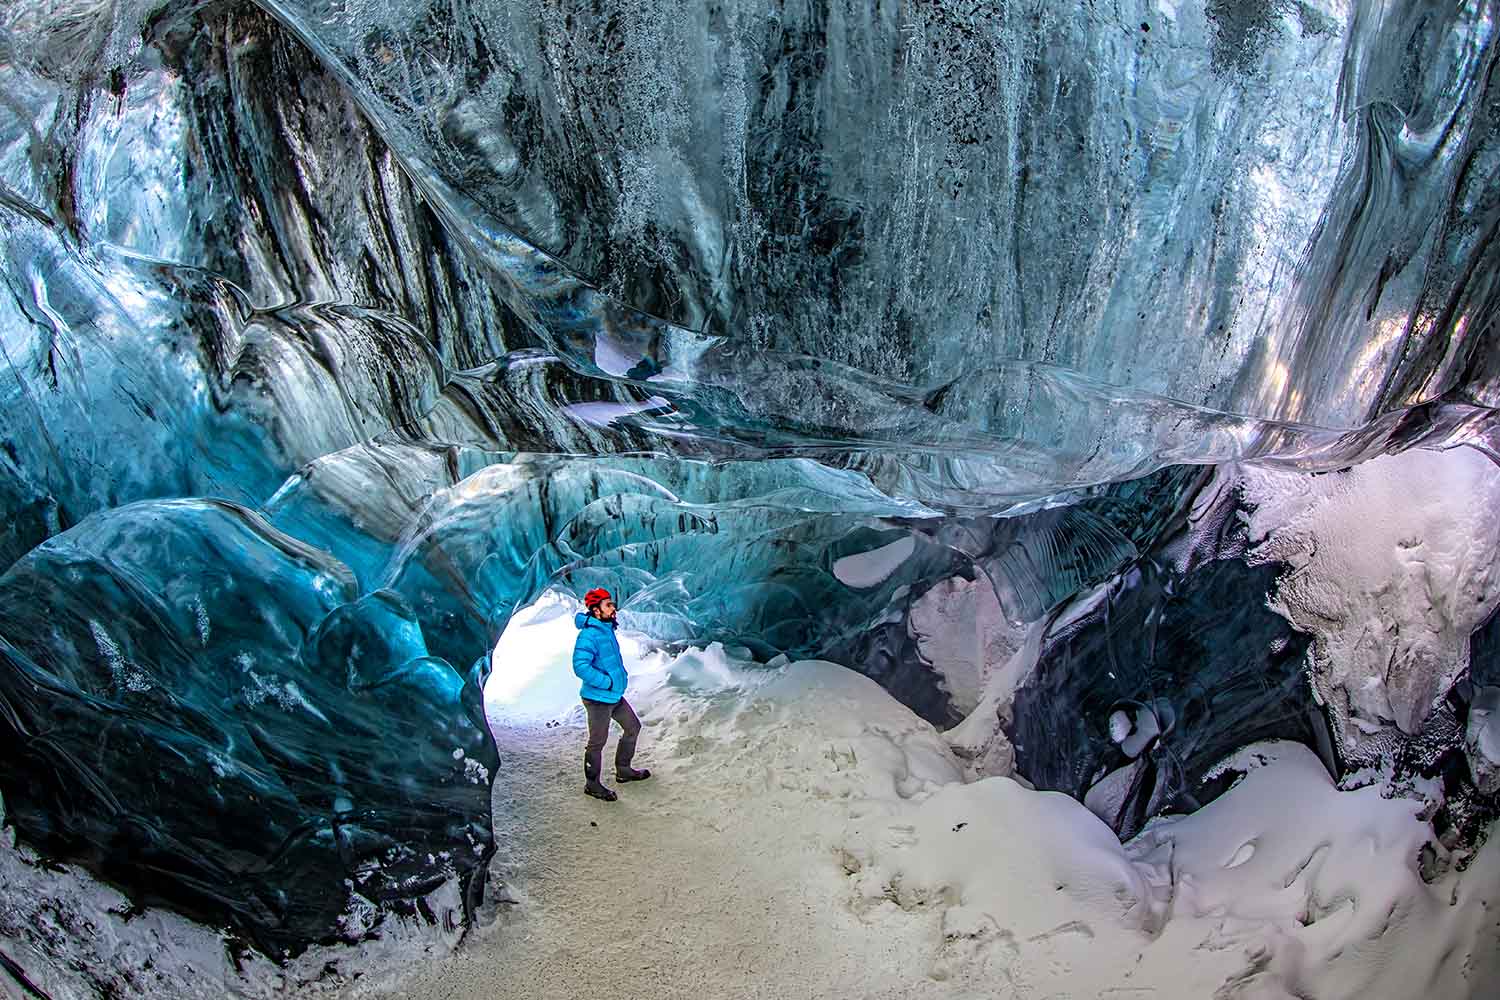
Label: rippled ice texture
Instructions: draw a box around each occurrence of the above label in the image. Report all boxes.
[2,0,1500,979]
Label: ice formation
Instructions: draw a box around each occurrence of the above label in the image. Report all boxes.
[2,0,1500,996]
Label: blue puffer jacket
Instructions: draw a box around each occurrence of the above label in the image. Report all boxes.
[572,612,627,703]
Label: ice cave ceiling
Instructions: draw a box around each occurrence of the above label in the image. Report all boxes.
[2,0,1500,965]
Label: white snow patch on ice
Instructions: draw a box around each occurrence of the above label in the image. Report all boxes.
[89,620,150,692]
[243,671,329,721]
[561,396,674,428]
[192,598,211,645]
[1465,685,1500,795]
[832,535,915,588]
[906,573,1029,714]
[1241,447,1500,746]
[944,617,1047,779]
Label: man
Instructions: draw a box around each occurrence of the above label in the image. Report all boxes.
[572,587,651,801]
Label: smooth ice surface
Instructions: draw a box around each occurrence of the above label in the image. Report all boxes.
[0,499,497,956]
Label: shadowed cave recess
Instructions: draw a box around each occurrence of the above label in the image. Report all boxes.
[2,0,1500,994]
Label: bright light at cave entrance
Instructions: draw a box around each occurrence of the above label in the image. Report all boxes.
[486,590,586,719]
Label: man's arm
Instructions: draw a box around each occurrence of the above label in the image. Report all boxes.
[572,634,614,691]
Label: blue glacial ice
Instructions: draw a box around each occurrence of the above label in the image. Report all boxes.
[1,0,1499,981]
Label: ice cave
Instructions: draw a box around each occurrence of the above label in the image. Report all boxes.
[2,1,1500,997]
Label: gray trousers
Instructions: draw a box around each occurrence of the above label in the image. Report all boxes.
[583,697,641,779]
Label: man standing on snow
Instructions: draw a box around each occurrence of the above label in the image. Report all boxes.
[573,588,651,801]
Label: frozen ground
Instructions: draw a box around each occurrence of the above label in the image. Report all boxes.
[392,594,1500,1000]
[3,586,1497,999]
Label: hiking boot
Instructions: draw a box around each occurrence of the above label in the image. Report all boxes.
[584,778,618,801]
[615,766,652,782]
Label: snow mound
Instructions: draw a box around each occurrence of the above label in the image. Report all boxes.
[1241,447,1500,747]
[621,651,1500,1000]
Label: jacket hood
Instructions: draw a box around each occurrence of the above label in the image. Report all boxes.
[575,611,615,630]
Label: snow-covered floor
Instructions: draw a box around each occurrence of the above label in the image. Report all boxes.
[394,594,1500,1000]
[8,449,1500,998]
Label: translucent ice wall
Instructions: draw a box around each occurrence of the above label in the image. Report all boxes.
[2,0,1499,964]
[249,0,1500,424]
